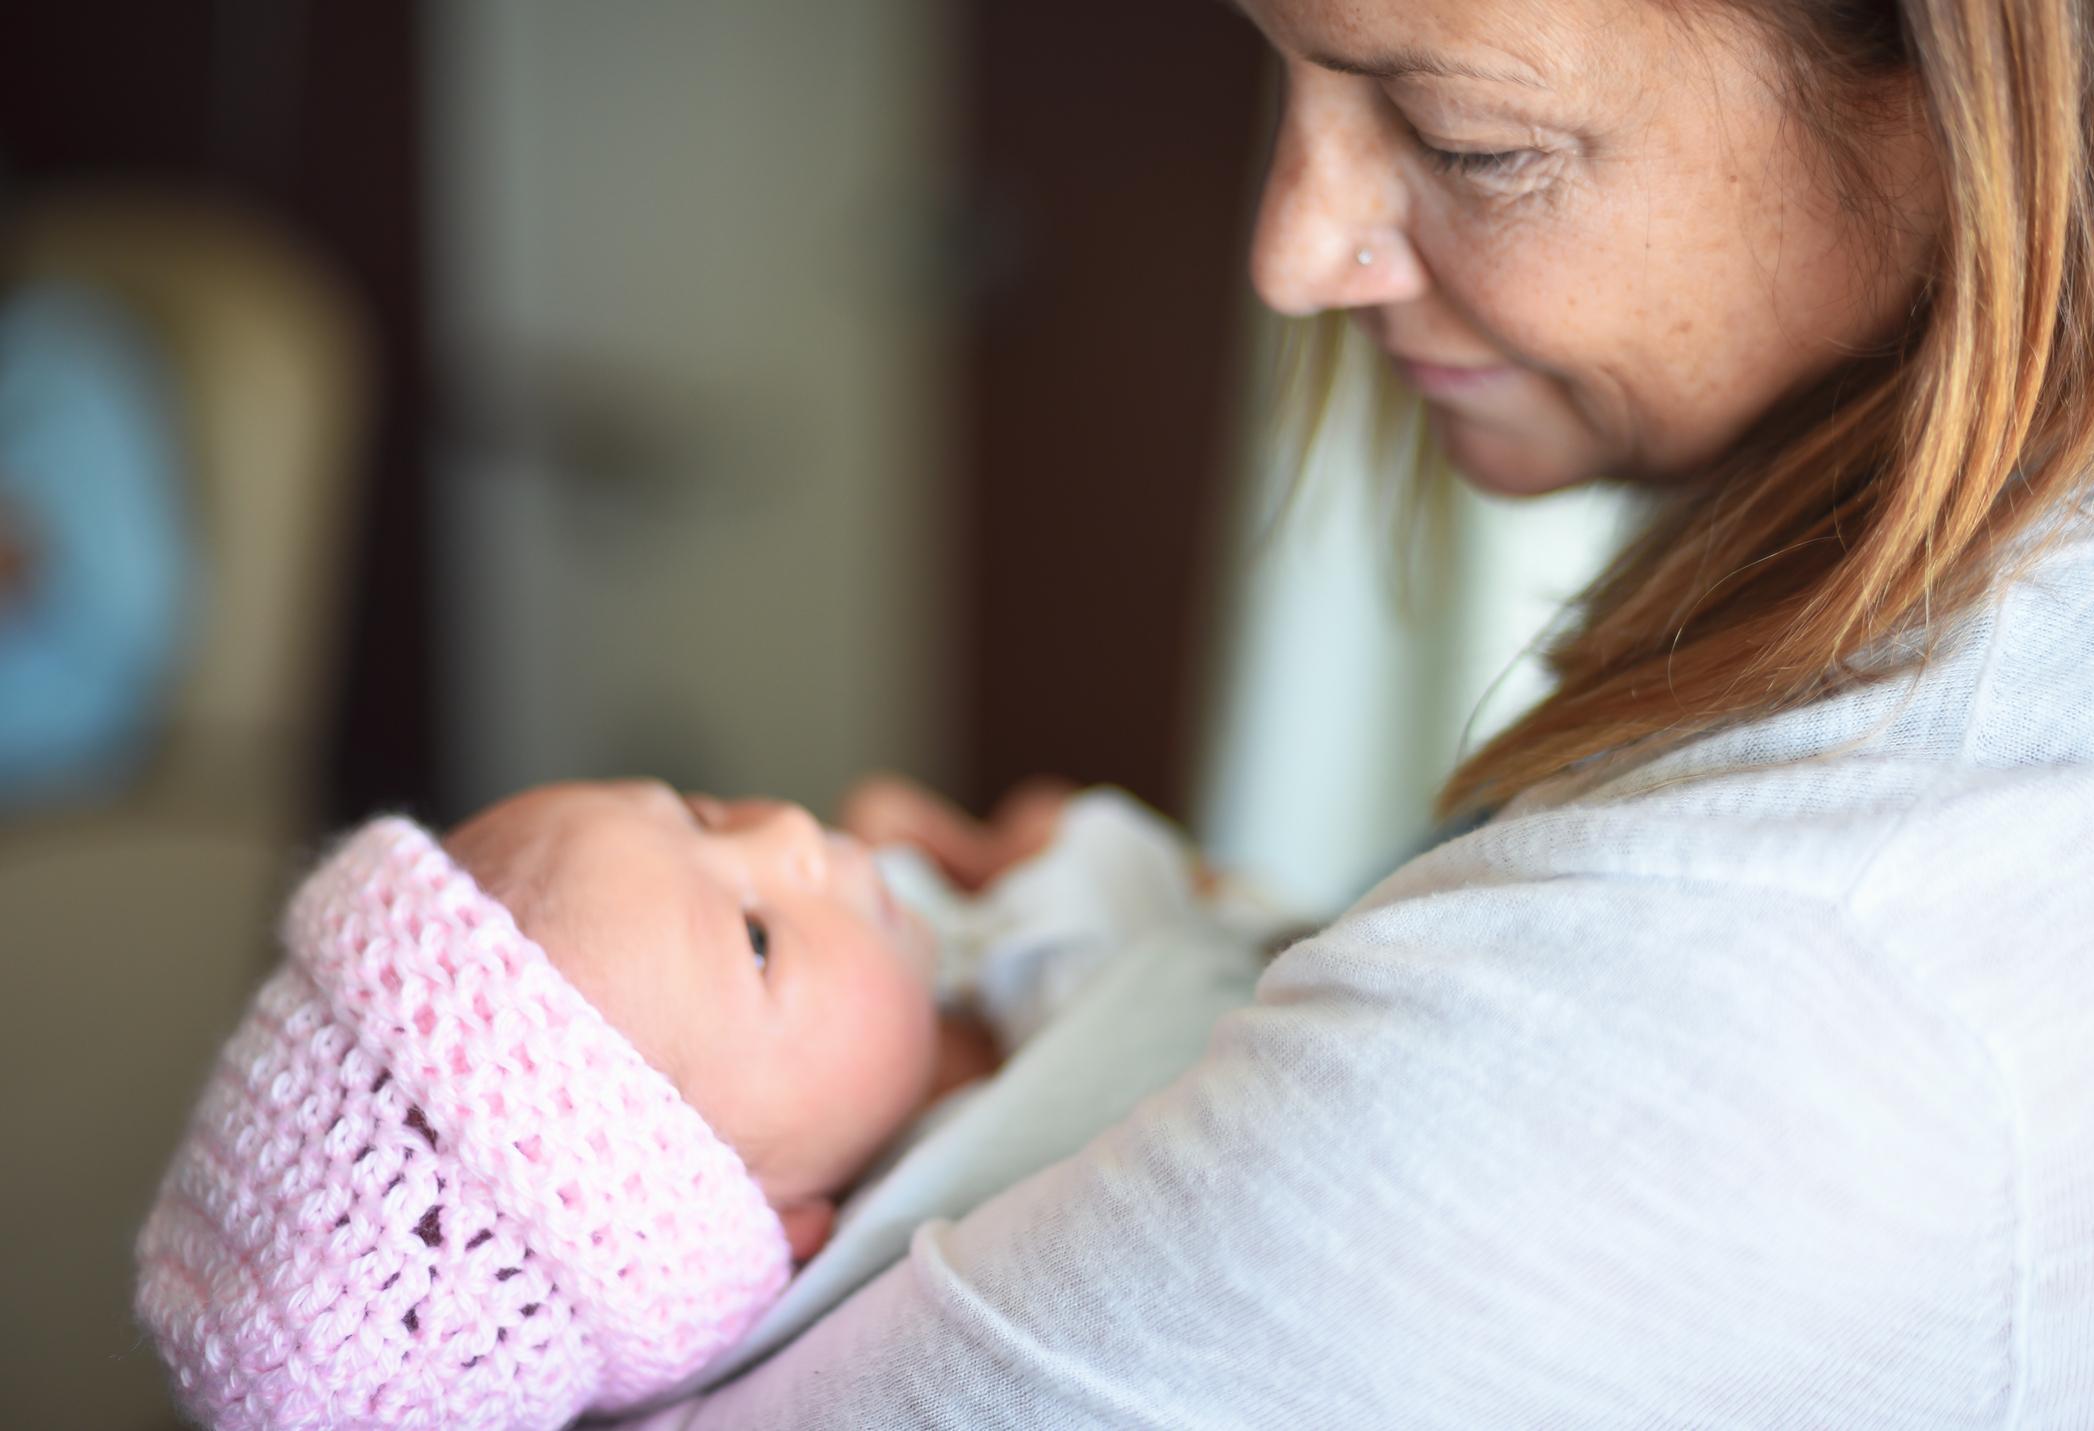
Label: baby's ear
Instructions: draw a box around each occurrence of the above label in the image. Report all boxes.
[776,1198,836,1263]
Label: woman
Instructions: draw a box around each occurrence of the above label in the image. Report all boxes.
[633,0,2093,1422]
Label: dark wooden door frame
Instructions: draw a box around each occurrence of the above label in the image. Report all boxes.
[957,0,1270,821]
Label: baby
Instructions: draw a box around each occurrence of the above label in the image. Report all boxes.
[135,778,1292,1430]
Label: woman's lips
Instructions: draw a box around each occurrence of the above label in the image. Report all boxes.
[1391,355,1514,398]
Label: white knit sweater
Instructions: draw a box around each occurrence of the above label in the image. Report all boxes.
[620,496,2094,1430]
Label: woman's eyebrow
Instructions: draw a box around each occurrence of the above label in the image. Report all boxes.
[1308,45,1548,90]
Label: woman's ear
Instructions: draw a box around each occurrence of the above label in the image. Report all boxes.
[775,1197,837,1263]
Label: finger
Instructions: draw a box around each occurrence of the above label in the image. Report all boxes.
[836,773,952,842]
[837,773,1002,889]
[988,774,1080,826]
[835,777,932,853]
[984,775,1079,869]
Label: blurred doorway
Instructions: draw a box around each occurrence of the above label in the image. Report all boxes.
[957,0,1268,819]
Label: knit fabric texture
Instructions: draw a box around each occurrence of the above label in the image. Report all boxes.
[135,816,792,1431]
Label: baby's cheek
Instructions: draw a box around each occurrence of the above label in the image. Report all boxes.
[871,963,940,1094]
[779,977,934,1195]
[834,965,937,1129]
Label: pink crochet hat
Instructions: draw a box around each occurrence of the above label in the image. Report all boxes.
[135,816,792,1431]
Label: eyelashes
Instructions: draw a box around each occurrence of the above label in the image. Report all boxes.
[1420,145,1530,178]
[1390,100,1542,185]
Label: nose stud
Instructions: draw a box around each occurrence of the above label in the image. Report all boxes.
[1356,247,1375,266]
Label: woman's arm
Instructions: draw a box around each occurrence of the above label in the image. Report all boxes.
[620,863,2008,1429]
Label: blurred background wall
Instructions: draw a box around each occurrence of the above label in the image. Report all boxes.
[0,1,1628,1424]
[425,0,960,818]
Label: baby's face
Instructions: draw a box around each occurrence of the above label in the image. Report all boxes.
[443,779,940,1211]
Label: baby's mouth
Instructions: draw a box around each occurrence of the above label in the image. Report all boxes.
[827,829,904,924]
[829,828,940,979]
[873,870,940,982]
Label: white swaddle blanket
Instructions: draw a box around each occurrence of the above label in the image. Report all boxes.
[677,789,1300,1394]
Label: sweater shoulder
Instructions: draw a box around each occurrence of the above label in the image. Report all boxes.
[1236,861,2017,1423]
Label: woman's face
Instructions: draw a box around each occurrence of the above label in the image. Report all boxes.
[1233,0,1940,495]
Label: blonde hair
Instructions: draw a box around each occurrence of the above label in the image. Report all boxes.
[1272,0,2094,821]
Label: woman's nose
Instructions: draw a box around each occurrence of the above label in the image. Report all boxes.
[1248,82,1427,317]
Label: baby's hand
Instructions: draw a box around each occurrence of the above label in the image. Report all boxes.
[837,772,1075,892]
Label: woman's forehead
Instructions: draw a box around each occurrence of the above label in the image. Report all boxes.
[1239,0,1642,92]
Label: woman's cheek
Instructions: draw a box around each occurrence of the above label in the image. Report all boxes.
[1437,244,1585,379]
[1440,167,1616,347]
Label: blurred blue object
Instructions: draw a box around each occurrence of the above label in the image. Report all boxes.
[0,280,195,813]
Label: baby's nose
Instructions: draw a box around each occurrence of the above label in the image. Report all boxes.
[739,800,830,886]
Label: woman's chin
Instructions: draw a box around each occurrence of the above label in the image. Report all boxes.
[1431,408,1597,499]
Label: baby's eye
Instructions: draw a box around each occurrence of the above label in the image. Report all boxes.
[745,914,770,970]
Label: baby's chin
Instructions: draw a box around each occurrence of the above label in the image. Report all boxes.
[868,869,940,986]
[895,906,941,985]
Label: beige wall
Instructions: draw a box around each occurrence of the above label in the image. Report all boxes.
[427,0,960,819]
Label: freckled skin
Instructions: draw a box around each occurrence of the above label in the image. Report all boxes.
[1239,0,1942,495]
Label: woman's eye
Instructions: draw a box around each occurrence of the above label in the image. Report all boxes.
[745,914,770,970]
[1421,145,1529,179]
